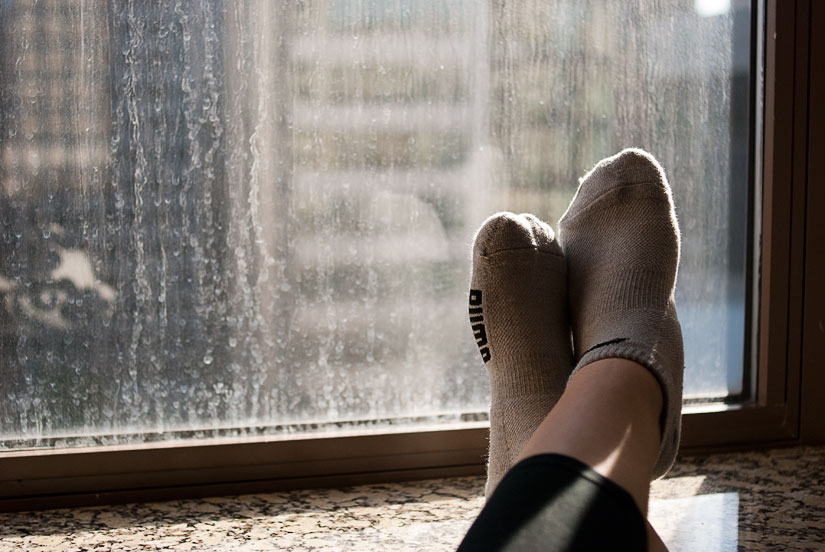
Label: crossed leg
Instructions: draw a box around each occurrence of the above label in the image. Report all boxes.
[518,358,669,550]
[461,149,683,551]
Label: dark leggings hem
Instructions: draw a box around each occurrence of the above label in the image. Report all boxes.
[457,453,648,551]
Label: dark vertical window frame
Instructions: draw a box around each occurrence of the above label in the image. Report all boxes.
[799,0,825,445]
[0,0,820,512]
[679,0,811,450]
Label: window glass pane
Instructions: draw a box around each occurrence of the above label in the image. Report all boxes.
[0,0,752,449]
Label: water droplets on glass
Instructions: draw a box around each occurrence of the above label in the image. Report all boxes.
[0,0,752,450]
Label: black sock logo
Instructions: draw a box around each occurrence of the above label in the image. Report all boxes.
[469,289,491,363]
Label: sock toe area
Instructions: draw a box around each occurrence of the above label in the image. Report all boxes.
[519,213,559,253]
[473,211,559,257]
[559,149,673,227]
[597,148,667,185]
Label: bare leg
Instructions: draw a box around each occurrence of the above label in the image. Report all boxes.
[518,357,668,551]
[543,149,683,550]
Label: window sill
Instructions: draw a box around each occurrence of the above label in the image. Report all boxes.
[1,445,822,550]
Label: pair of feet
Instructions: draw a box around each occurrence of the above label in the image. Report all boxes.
[469,149,684,498]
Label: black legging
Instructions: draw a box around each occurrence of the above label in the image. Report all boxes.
[457,454,648,551]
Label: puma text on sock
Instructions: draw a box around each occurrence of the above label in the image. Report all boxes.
[470,212,573,498]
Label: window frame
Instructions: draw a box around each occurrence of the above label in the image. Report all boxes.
[1,0,821,513]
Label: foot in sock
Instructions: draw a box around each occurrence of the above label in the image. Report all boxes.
[469,212,573,499]
[557,148,684,479]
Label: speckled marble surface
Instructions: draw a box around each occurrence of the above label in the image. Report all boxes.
[0,446,823,551]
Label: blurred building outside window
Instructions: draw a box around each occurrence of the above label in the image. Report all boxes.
[0,0,754,450]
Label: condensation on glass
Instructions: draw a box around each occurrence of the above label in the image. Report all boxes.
[0,0,753,449]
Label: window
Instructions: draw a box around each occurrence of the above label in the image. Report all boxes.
[1,0,816,510]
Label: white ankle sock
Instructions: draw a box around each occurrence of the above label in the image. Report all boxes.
[558,148,684,479]
[470,212,573,498]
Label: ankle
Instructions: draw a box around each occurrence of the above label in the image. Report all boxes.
[569,358,663,423]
